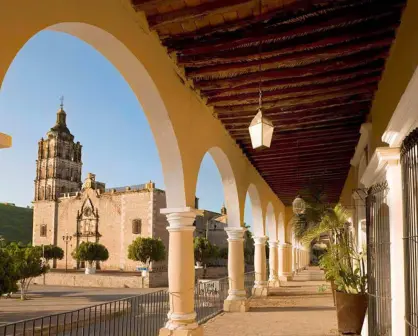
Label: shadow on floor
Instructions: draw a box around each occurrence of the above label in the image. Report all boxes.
[250,306,336,313]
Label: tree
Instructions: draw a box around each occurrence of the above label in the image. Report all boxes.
[6,243,48,300]
[193,237,219,278]
[127,237,165,269]
[72,242,109,271]
[0,248,18,296]
[43,245,64,264]
[243,225,254,265]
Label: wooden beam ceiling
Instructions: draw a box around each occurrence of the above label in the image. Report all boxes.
[133,0,406,204]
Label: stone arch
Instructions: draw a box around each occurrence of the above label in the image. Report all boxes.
[247,183,264,236]
[195,147,241,227]
[1,21,186,208]
[278,212,285,244]
[266,202,277,241]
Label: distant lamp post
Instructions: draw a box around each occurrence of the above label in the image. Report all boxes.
[249,110,274,149]
[292,195,306,215]
[62,233,72,273]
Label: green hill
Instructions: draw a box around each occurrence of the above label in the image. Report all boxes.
[0,204,33,244]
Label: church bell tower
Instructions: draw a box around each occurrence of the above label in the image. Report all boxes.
[34,98,82,201]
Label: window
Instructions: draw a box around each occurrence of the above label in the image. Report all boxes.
[40,224,47,237]
[132,219,142,234]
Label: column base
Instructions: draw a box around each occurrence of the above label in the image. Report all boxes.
[223,298,250,312]
[268,279,281,287]
[252,286,269,297]
[278,274,292,282]
[159,326,203,336]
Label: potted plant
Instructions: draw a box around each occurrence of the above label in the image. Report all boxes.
[127,237,166,277]
[302,204,368,334]
[72,242,109,274]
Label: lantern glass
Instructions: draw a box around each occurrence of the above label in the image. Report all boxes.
[292,195,306,215]
[249,110,274,149]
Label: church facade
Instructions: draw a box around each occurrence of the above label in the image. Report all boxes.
[32,103,228,271]
[32,104,169,271]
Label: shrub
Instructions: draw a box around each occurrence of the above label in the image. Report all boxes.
[72,242,109,269]
[127,237,165,268]
[43,245,64,262]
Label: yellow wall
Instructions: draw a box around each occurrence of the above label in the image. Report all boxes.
[369,0,418,152]
[339,166,356,209]
[0,132,11,148]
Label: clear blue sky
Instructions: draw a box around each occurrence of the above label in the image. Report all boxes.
[0,31,253,226]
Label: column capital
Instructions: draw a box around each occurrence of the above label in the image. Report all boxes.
[253,236,268,245]
[161,207,197,232]
[280,242,292,249]
[268,240,278,248]
[225,227,246,241]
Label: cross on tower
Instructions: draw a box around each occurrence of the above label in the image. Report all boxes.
[60,96,64,109]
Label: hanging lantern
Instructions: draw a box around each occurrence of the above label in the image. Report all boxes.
[249,109,274,149]
[292,195,306,215]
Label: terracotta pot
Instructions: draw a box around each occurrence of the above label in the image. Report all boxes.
[336,291,368,335]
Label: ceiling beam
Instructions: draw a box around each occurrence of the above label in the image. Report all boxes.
[208,76,379,106]
[187,39,392,80]
[204,68,383,99]
[195,50,387,90]
[177,25,396,67]
[174,9,399,56]
[160,0,353,42]
[147,0,254,29]
[217,100,370,120]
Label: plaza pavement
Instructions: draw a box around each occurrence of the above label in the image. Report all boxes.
[0,285,160,325]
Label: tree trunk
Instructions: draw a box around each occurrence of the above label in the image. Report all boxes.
[20,280,25,300]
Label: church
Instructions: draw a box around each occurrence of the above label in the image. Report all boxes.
[32,103,227,271]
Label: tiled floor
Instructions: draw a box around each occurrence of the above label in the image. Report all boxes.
[203,268,339,336]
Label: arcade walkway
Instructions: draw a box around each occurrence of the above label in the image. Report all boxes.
[203,268,338,336]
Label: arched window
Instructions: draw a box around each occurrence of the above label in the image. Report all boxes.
[40,224,47,237]
[132,219,142,234]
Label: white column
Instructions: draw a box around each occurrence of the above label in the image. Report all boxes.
[224,227,249,312]
[384,150,406,336]
[253,236,269,296]
[159,208,202,336]
[268,240,280,287]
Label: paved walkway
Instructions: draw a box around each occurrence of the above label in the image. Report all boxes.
[203,267,338,336]
[0,285,159,325]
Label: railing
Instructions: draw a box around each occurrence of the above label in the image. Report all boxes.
[366,181,392,336]
[0,272,256,336]
[0,290,169,336]
[401,128,418,336]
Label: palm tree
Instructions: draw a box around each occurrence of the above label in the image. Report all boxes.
[292,184,334,240]
[300,204,350,246]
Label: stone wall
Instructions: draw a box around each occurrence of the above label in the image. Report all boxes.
[33,271,170,288]
[32,267,229,289]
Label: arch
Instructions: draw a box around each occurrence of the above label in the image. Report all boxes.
[197,147,241,227]
[266,203,277,241]
[1,22,186,208]
[278,213,285,244]
[247,183,264,236]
